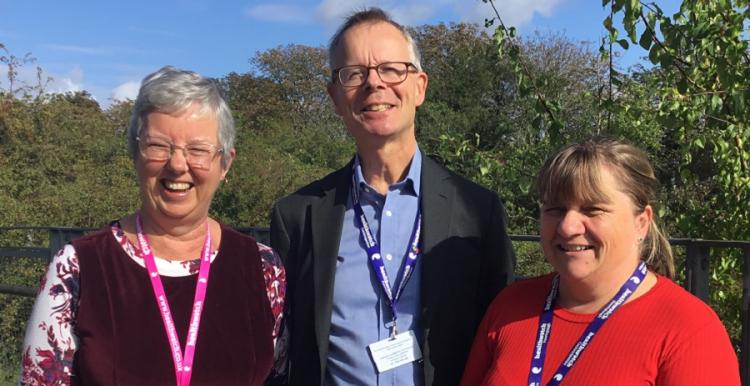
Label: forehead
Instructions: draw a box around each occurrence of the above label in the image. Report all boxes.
[333,21,411,66]
[144,104,218,138]
[541,163,623,206]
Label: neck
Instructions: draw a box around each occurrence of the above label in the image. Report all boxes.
[357,138,417,195]
[133,210,211,261]
[556,260,652,314]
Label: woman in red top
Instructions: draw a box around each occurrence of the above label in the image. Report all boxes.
[462,137,740,385]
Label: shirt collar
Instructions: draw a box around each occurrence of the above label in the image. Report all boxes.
[353,146,422,197]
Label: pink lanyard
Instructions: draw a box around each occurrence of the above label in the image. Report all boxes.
[135,213,212,386]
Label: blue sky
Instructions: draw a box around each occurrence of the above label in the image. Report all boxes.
[2,0,680,107]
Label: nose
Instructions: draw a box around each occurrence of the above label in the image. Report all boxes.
[557,210,585,237]
[166,145,189,173]
[363,67,385,89]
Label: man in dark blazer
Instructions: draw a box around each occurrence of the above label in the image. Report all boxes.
[270,7,515,386]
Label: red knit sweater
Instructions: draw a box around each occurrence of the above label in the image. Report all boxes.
[461,274,740,385]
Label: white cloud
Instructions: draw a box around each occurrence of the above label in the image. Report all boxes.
[314,0,436,26]
[2,64,84,97]
[127,26,178,38]
[313,0,562,30]
[47,66,85,94]
[460,0,563,28]
[45,44,103,55]
[388,4,437,26]
[44,44,143,56]
[111,80,140,102]
[245,3,311,23]
[315,0,368,24]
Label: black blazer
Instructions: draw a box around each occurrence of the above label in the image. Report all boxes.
[270,156,515,386]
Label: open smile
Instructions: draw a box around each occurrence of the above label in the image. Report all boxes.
[362,103,394,112]
[557,244,594,252]
[161,179,194,193]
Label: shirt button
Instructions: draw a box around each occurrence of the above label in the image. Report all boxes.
[385,210,393,217]
[386,254,393,261]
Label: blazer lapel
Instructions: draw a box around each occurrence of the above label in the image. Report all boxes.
[310,164,350,380]
[419,157,455,326]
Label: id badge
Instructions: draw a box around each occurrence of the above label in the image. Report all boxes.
[367,330,423,373]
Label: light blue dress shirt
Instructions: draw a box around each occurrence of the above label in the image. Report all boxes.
[324,148,424,386]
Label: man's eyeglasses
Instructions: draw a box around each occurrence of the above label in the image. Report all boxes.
[333,62,417,87]
[136,136,223,170]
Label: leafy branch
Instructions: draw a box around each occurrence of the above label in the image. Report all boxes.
[483,0,563,145]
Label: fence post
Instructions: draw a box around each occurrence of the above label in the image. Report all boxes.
[684,240,710,302]
[742,247,750,386]
[47,228,87,262]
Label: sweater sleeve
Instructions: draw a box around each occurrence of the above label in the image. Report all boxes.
[19,245,80,386]
[656,313,740,385]
[257,242,286,341]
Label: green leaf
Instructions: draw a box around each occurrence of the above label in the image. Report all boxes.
[659,52,673,68]
[612,0,625,13]
[711,94,723,111]
[732,91,746,115]
[639,29,653,50]
[677,79,688,94]
[648,46,659,64]
[617,39,630,49]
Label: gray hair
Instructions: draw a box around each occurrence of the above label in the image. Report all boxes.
[126,65,235,167]
[327,7,423,78]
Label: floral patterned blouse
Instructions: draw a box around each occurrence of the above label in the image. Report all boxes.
[19,222,286,385]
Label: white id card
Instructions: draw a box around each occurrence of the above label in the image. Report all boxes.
[367,330,423,373]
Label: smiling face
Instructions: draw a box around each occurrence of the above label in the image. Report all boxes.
[327,21,428,147]
[540,165,652,285]
[135,102,234,225]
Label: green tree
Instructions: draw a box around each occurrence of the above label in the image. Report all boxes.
[601,0,750,348]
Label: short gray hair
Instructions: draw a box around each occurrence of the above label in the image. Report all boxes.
[127,66,235,167]
[327,7,423,77]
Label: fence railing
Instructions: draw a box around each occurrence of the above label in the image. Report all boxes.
[2,227,749,384]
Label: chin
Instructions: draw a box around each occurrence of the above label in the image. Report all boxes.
[549,257,598,280]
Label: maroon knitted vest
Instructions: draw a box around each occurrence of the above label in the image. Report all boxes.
[71,224,274,386]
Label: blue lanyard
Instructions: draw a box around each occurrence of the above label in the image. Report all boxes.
[351,173,421,337]
[528,261,648,385]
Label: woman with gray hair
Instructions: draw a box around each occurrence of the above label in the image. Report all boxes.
[462,137,739,385]
[20,66,285,386]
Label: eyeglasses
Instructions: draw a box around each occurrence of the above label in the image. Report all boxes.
[136,136,223,170]
[333,62,417,87]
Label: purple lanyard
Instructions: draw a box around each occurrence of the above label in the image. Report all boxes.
[528,261,647,386]
[136,213,212,386]
[351,174,421,337]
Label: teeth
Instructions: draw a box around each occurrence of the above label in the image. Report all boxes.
[364,104,390,112]
[561,245,590,251]
[165,181,191,191]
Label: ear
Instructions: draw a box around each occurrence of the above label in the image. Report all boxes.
[327,82,343,116]
[220,148,236,180]
[414,71,429,107]
[636,204,653,239]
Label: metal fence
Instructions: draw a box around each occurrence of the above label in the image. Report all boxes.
[2,227,749,383]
